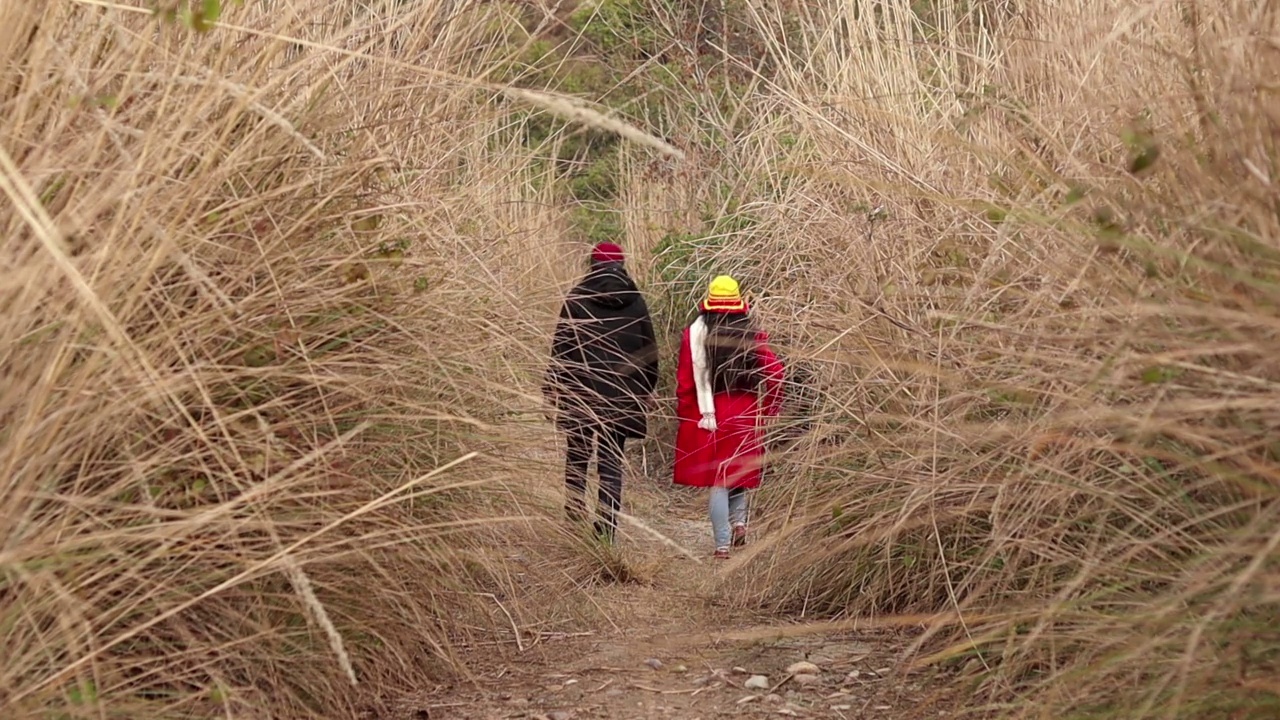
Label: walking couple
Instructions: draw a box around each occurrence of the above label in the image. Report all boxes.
[542,242,784,559]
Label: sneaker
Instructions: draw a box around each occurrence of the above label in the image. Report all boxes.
[713,547,730,559]
[731,523,747,547]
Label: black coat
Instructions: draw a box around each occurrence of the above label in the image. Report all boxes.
[544,263,658,438]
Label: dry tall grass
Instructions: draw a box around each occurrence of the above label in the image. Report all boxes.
[0,1,637,717]
[521,0,1279,716]
[654,1,1279,717]
[7,0,1280,717]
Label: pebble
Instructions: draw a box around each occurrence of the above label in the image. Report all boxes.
[672,664,688,673]
[744,675,771,690]
[765,694,784,704]
[845,670,861,681]
[792,673,821,687]
[645,658,663,670]
[786,661,822,675]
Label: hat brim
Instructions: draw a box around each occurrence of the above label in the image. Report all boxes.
[701,298,748,313]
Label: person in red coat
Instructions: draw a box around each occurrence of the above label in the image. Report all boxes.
[673,275,784,559]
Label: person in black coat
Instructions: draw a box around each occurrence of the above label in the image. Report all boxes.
[543,242,658,541]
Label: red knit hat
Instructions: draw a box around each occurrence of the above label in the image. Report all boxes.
[591,242,624,264]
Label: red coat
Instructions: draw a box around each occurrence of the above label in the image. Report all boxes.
[672,324,784,489]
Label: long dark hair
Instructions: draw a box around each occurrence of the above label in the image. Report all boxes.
[703,311,763,393]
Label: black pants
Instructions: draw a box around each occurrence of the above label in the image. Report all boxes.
[564,424,628,539]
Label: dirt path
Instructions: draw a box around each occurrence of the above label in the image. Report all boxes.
[387,463,968,720]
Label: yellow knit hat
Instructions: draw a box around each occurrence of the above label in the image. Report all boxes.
[701,274,747,313]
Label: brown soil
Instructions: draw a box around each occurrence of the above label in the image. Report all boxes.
[382,452,983,720]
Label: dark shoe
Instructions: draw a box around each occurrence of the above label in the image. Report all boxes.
[731,523,747,547]
[593,519,616,545]
[713,547,730,560]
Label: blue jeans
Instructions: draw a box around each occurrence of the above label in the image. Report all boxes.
[709,486,748,549]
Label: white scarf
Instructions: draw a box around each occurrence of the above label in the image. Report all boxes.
[689,316,716,424]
